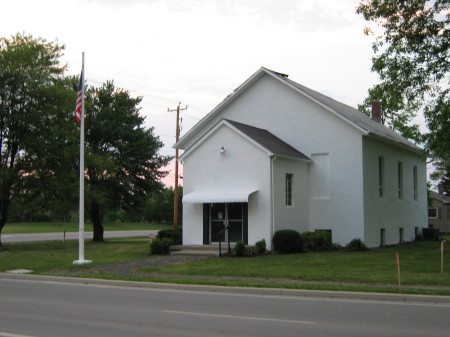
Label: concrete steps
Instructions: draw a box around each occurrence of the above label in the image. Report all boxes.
[170,244,234,257]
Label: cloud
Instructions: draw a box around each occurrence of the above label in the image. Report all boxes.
[1,0,378,158]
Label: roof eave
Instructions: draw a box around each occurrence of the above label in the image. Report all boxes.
[271,153,312,163]
[366,132,424,156]
[174,67,275,150]
[178,119,273,161]
[273,78,369,136]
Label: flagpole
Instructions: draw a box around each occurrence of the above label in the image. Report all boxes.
[74,52,91,265]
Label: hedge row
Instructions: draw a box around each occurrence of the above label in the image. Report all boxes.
[272,230,367,254]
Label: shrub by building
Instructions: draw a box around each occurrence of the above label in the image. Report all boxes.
[272,229,304,254]
[301,231,333,251]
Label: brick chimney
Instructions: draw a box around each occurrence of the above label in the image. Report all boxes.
[371,101,382,123]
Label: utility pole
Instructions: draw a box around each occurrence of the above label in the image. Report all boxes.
[168,102,187,229]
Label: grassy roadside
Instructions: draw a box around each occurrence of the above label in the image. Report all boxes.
[1,237,449,296]
[2,222,172,234]
[148,241,450,285]
[0,238,152,273]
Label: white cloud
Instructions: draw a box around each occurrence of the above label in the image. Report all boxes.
[1,0,379,159]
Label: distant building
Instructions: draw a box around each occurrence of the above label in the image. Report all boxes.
[175,68,428,248]
[428,185,450,233]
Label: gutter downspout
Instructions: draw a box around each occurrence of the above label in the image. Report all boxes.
[270,155,276,250]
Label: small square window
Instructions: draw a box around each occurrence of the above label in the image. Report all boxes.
[428,208,438,219]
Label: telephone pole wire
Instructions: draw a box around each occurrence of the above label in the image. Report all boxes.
[168,102,188,229]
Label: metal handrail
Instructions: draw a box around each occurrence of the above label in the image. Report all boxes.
[217,225,231,257]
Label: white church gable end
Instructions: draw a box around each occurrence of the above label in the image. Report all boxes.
[176,68,427,248]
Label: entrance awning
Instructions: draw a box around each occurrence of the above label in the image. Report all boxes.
[183,189,257,204]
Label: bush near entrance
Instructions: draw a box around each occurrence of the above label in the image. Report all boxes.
[150,238,173,255]
[157,228,182,245]
[272,229,304,254]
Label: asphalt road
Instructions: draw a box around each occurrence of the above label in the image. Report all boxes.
[0,278,449,337]
[1,230,157,243]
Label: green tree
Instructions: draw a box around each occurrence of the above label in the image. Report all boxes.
[0,33,73,245]
[144,186,183,224]
[84,81,171,241]
[21,75,79,222]
[357,0,450,184]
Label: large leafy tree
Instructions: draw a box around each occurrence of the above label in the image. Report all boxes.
[84,81,171,241]
[0,33,74,245]
[144,186,183,224]
[357,0,450,187]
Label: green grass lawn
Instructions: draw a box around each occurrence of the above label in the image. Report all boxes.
[144,241,450,287]
[1,237,449,296]
[2,222,173,234]
[0,238,152,273]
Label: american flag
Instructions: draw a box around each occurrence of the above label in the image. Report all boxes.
[74,74,83,122]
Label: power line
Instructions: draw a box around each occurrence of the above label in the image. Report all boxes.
[87,77,205,121]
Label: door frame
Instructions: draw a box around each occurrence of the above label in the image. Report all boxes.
[203,203,248,245]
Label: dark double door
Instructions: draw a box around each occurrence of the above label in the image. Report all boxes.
[203,203,248,244]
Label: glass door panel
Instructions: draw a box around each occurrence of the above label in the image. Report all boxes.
[227,203,242,219]
[211,221,226,242]
[210,203,226,243]
[209,203,243,243]
[211,203,225,221]
[228,220,243,242]
[227,203,243,243]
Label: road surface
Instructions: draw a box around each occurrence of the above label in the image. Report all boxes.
[0,278,449,337]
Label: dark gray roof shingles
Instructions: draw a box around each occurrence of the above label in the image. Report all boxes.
[264,69,421,152]
[225,119,310,161]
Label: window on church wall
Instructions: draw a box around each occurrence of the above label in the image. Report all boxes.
[378,156,385,198]
[398,161,403,199]
[285,173,293,207]
[413,165,418,201]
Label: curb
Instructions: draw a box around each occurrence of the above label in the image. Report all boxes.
[1,273,450,304]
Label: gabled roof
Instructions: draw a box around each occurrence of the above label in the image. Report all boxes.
[175,67,422,153]
[225,119,310,161]
[179,119,310,162]
[430,190,450,204]
[281,76,421,152]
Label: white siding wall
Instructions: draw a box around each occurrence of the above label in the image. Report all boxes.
[272,157,309,234]
[182,124,272,246]
[182,203,204,245]
[182,74,365,246]
[363,137,427,247]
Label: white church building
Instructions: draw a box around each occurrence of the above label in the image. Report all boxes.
[175,67,427,249]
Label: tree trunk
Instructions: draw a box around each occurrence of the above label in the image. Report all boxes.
[0,189,11,247]
[0,220,5,247]
[91,201,104,242]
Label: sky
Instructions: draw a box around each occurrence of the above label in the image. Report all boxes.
[1,0,382,187]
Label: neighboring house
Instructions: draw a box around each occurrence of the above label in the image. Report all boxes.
[428,186,450,233]
[175,67,427,249]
